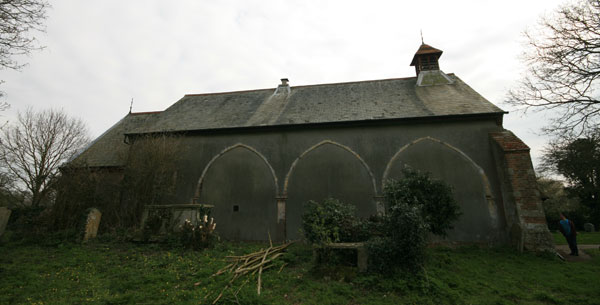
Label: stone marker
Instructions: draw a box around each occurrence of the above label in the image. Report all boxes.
[584,223,595,233]
[0,207,11,237]
[83,208,102,241]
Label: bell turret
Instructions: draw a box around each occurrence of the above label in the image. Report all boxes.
[410,43,443,76]
[410,42,453,86]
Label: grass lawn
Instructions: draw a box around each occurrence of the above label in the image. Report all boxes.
[1,239,599,305]
[552,231,600,245]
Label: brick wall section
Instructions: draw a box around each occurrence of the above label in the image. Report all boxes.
[490,131,554,251]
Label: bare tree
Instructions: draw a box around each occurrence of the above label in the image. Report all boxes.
[0,0,50,102]
[0,0,50,71]
[121,134,182,226]
[507,0,600,136]
[124,134,181,204]
[0,108,90,207]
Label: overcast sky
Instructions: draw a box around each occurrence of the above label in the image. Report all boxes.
[1,0,568,169]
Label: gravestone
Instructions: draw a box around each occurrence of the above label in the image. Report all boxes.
[0,207,11,237]
[83,208,102,241]
[584,223,595,233]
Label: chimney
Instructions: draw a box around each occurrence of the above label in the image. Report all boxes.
[275,78,291,95]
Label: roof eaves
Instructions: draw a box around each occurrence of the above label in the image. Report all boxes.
[68,113,130,164]
[124,111,508,136]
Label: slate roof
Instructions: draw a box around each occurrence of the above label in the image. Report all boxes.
[132,74,504,134]
[74,73,505,167]
[72,111,161,167]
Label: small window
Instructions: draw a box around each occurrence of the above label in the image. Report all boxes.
[420,55,439,71]
[233,205,239,212]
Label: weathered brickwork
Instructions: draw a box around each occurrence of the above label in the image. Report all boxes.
[490,131,554,251]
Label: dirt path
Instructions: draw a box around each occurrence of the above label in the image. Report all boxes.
[555,244,599,262]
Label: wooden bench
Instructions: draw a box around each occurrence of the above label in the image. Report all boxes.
[313,242,368,272]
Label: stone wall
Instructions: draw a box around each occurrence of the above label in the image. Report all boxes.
[490,131,554,251]
[82,118,553,250]
[164,117,507,242]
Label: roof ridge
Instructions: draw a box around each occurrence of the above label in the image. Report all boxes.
[291,76,417,89]
[183,76,421,97]
[184,88,274,97]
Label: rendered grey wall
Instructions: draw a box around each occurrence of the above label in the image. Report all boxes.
[168,117,508,243]
[198,147,277,241]
[385,139,500,243]
[285,143,377,239]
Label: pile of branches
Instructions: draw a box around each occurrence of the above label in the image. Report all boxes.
[208,240,292,304]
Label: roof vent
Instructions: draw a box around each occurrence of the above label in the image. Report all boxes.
[281,78,289,86]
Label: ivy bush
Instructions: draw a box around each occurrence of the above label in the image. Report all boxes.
[369,167,460,273]
[367,202,429,273]
[384,168,461,236]
[301,198,357,245]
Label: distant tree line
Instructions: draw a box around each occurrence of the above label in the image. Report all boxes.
[540,134,600,228]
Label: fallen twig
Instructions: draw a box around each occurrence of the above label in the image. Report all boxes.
[209,239,293,303]
[278,263,287,274]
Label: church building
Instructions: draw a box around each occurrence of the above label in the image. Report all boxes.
[74,43,553,251]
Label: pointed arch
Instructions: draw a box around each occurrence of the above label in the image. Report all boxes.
[195,143,279,198]
[283,140,379,240]
[383,136,498,224]
[383,137,482,185]
[283,140,378,196]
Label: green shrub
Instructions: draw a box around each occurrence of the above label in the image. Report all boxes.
[302,168,460,274]
[6,206,56,240]
[368,168,459,273]
[367,202,429,274]
[384,168,461,236]
[349,215,385,242]
[301,198,358,245]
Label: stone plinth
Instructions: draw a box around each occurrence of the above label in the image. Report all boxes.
[314,242,368,272]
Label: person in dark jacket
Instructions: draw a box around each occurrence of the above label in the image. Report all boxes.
[559,213,578,256]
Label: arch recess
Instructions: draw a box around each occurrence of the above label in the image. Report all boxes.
[194,143,279,198]
[382,136,498,224]
[283,140,378,197]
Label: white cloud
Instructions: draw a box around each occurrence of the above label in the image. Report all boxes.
[0,0,568,170]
